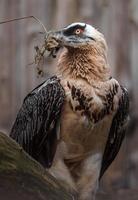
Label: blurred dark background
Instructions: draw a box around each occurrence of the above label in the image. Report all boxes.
[0,0,138,197]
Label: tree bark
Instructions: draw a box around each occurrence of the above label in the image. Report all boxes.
[0,132,73,200]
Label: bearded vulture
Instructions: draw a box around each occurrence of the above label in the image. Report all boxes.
[10,22,129,200]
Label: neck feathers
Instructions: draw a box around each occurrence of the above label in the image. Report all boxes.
[57,45,110,84]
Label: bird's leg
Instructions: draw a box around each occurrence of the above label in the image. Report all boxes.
[76,153,102,200]
[48,159,78,197]
[47,141,77,196]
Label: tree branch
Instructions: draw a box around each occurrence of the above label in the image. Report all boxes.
[0,132,73,200]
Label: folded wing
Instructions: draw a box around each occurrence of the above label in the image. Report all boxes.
[100,86,129,179]
[10,76,65,168]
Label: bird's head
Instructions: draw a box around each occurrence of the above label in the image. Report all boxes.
[46,23,110,82]
[46,22,107,53]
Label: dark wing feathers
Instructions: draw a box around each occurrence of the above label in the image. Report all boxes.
[10,76,65,167]
[100,86,129,179]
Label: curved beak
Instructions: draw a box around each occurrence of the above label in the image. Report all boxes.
[45,29,82,49]
[45,28,92,49]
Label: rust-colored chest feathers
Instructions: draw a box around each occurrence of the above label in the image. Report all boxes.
[56,47,122,161]
[59,77,121,161]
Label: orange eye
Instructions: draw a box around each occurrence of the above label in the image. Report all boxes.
[75,29,82,35]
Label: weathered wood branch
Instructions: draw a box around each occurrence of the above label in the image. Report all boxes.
[0,132,73,200]
[0,131,138,200]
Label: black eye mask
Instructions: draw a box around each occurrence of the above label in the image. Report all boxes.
[63,24,86,36]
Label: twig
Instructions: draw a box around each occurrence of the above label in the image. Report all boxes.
[0,15,47,34]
